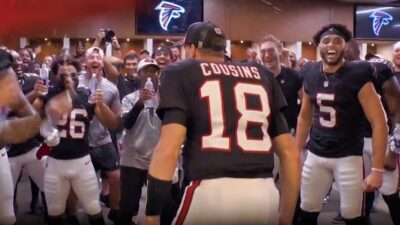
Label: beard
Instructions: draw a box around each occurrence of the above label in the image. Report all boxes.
[321,50,345,66]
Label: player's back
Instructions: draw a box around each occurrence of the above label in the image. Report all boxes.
[158,58,287,181]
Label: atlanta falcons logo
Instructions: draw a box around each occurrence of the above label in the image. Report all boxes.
[155,1,185,31]
[370,11,393,36]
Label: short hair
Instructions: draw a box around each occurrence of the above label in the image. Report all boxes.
[140,49,150,55]
[51,56,81,75]
[198,48,225,58]
[170,45,180,50]
[0,49,13,73]
[313,23,352,45]
[152,44,172,59]
[19,48,33,60]
[393,41,400,51]
[258,34,282,51]
[123,53,139,64]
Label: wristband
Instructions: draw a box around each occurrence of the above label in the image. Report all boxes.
[371,167,384,173]
[145,174,172,216]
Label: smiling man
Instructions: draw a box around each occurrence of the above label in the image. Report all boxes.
[295,24,388,225]
[79,47,122,222]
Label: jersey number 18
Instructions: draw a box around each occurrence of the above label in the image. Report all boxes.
[200,81,272,153]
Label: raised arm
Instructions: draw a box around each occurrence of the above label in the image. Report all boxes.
[103,56,123,84]
[92,29,105,48]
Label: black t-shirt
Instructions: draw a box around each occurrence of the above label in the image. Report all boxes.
[8,74,41,157]
[157,58,289,181]
[302,61,373,157]
[42,86,95,160]
[116,75,141,101]
[361,59,394,137]
[275,66,302,131]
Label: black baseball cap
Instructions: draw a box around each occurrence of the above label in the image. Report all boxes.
[184,21,226,52]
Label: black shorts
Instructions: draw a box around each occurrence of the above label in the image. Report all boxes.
[90,143,119,172]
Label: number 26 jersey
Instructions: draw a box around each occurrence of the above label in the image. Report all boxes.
[301,61,373,158]
[42,86,95,160]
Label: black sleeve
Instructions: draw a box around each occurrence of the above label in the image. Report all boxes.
[123,101,144,129]
[355,62,374,91]
[156,66,188,126]
[268,78,290,137]
[269,111,290,138]
[161,109,187,126]
[292,70,303,91]
[379,63,394,82]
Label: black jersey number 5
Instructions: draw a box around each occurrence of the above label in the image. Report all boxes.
[200,80,272,152]
[57,109,88,139]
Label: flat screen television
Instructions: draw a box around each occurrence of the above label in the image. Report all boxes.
[354,5,400,40]
[136,0,203,35]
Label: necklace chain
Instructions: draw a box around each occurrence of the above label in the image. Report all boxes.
[321,64,332,87]
[320,64,334,80]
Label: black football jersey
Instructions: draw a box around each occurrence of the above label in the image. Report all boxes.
[157,58,289,181]
[302,61,373,157]
[361,59,394,137]
[116,75,141,100]
[275,66,302,131]
[8,74,41,157]
[43,86,95,159]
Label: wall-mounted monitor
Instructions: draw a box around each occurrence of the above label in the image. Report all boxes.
[136,0,203,35]
[354,5,400,40]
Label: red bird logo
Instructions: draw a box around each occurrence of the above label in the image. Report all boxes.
[155,1,185,31]
[370,11,393,36]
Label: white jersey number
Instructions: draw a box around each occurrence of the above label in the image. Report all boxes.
[316,93,336,128]
[200,81,272,152]
[57,109,88,139]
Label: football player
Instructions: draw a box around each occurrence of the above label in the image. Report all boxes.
[33,56,117,225]
[0,49,70,225]
[295,24,388,225]
[144,21,300,225]
[7,49,48,220]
